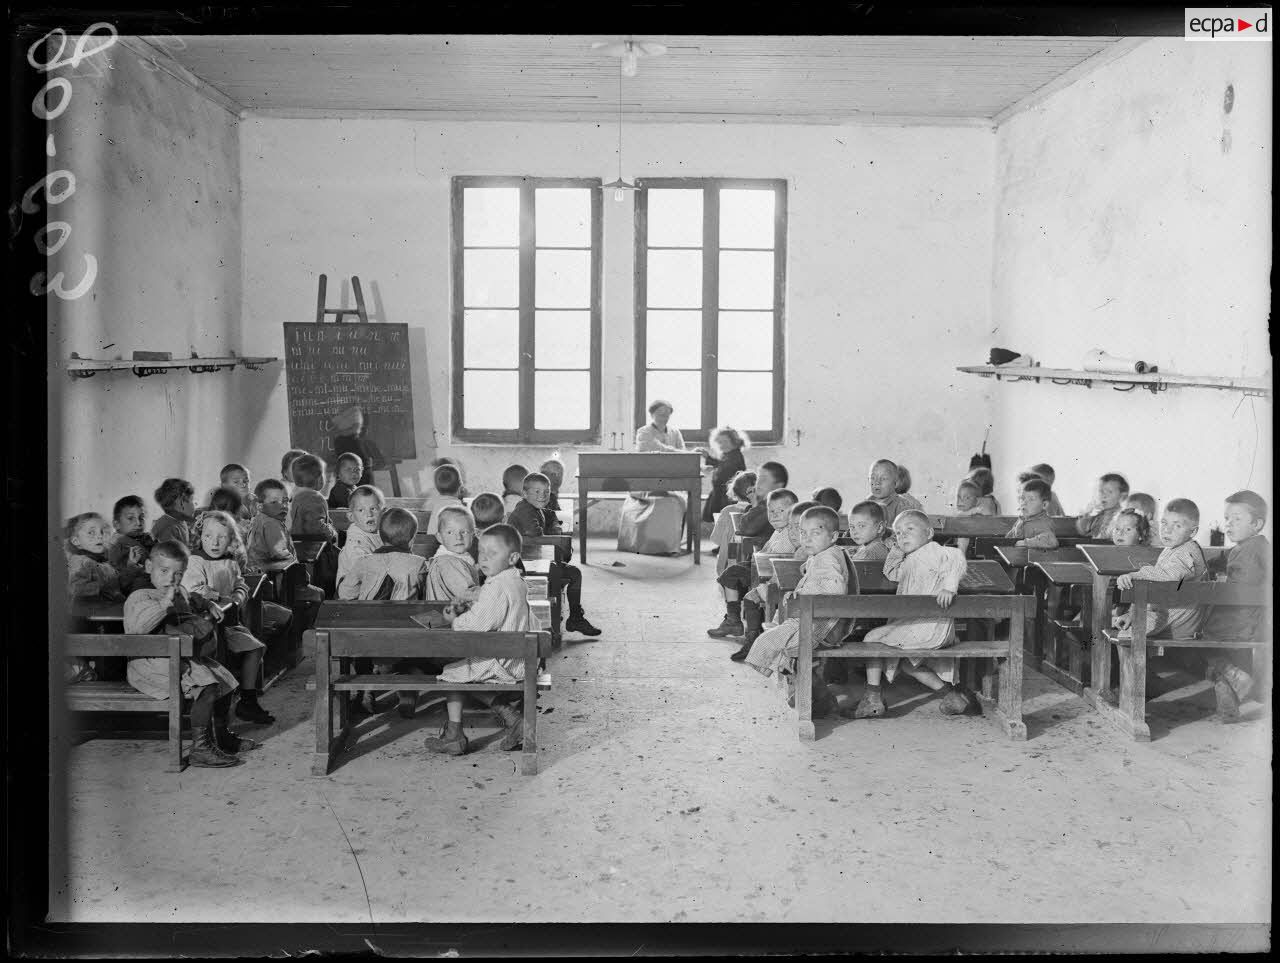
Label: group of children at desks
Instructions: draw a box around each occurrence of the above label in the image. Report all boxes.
[64,448,602,768]
[701,437,1269,730]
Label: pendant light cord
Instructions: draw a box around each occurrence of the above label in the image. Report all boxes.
[617,61,624,180]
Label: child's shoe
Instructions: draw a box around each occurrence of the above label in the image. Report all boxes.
[811,682,838,718]
[234,691,276,725]
[729,639,754,662]
[423,721,469,756]
[565,613,602,636]
[707,616,745,639]
[1220,663,1254,702]
[845,686,886,719]
[397,691,417,719]
[213,722,260,753]
[939,684,976,715]
[1214,680,1241,722]
[190,729,242,768]
[492,703,525,751]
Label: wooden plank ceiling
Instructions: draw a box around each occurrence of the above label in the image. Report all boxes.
[159,34,1126,123]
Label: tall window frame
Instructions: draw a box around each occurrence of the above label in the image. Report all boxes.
[634,177,787,445]
[451,175,603,444]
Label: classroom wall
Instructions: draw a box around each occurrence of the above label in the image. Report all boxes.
[49,47,243,518]
[237,119,996,511]
[990,39,1273,535]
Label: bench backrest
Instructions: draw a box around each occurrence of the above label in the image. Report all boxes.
[317,600,448,627]
[1132,580,1271,608]
[796,594,1031,621]
[928,514,1019,536]
[63,633,194,657]
[315,626,552,660]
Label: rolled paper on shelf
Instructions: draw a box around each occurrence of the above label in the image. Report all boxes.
[1082,349,1152,374]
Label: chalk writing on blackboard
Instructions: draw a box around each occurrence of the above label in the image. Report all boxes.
[283,323,417,463]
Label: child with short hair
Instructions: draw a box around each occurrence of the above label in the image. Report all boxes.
[507,472,601,636]
[501,464,529,515]
[336,484,384,591]
[1202,490,1271,719]
[220,463,258,522]
[1076,472,1128,539]
[846,510,973,720]
[811,487,843,512]
[1114,498,1207,640]
[895,465,924,512]
[1007,478,1060,548]
[702,426,750,523]
[538,458,566,511]
[965,467,1000,515]
[845,500,891,563]
[423,524,533,756]
[1018,464,1065,516]
[124,540,245,766]
[107,495,154,593]
[710,470,758,562]
[427,506,482,604]
[65,512,125,682]
[288,454,339,581]
[1122,492,1162,547]
[708,471,792,638]
[727,490,800,658]
[424,463,465,518]
[280,449,308,498]
[338,507,429,600]
[184,511,274,725]
[327,453,364,510]
[868,459,912,526]
[152,478,196,545]
[743,506,852,718]
[468,491,507,565]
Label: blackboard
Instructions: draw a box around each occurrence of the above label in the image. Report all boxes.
[283,323,417,464]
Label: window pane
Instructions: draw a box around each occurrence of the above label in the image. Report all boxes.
[647,250,702,309]
[719,251,774,310]
[535,311,590,369]
[535,188,590,247]
[645,370,701,428]
[535,371,590,429]
[646,189,703,247]
[717,311,773,370]
[645,311,702,369]
[463,310,519,367]
[720,189,775,249]
[463,249,519,307]
[536,249,591,308]
[463,370,519,429]
[717,372,773,430]
[463,187,520,246]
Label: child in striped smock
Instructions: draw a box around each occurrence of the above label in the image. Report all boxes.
[1114,498,1207,640]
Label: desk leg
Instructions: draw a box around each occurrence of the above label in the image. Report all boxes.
[577,477,589,565]
[1084,574,1113,711]
[797,607,815,741]
[691,484,701,565]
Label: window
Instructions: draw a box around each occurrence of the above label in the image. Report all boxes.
[452,176,602,443]
[634,178,786,444]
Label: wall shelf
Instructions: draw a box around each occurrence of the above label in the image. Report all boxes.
[65,353,279,379]
[956,364,1271,399]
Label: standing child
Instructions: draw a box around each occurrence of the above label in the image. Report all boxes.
[1114,498,1207,639]
[501,464,529,515]
[845,511,973,720]
[336,484,385,592]
[327,453,364,510]
[895,465,924,512]
[423,524,534,756]
[123,540,245,766]
[707,470,791,638]
[728,491,802,658]
[507,472,601,636]
[151,478,197,546]
[1122,492,1163,547]
[1076,472,1128,539]
[702,426,750,523]
[867,459,912,526]
[743,506,853,719]
[1007,478,1060,548]
[107,495,154,593]
[183,511,275,726]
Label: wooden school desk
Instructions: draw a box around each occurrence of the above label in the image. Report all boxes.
[576,452,702,565]
[1033,559,1095,694]
[1079,545,1163,716]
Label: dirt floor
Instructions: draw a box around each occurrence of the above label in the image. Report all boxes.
[53,539,1271,924]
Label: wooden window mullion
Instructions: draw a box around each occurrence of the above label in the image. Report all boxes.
[633,186,649,433]
[518,181,536,441]
[701,186,719,435]
[772,182,787,443]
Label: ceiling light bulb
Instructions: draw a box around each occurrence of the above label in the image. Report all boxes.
[614,186,625,202]
[621,52,638,77]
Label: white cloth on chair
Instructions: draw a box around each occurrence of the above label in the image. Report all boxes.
[617,493,686,555]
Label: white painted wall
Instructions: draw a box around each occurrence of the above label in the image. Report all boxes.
[237,119,996,511]
[991,40,1272,534]
[49,47,242,520]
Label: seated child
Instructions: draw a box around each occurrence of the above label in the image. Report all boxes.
[219,463,258,522]
[338,507,429,600]
[427,506,482,604]
[1018,463,1064,516]
[424,463,465,519]
[508,472,601,636]
[954,479,989,516]
[1122,492,1163,547]
[280,448,308,499]
[65,512,125,682]
[336,484,385,592]
[288,454,339,591]
[846,510,973,720]
[710,470,757,562]
[468,492,506,567]
[1007,478,1060,548]
[206,486,249,542]
[812,487,843,512]
[1114,498,1207,640]
[151,478,196,546]
[743,506,853,718]
[183,510,274,726]
[1202,490,1271,719]
[123,540,245,766]
[708,467,790,638]
[895,464,924,511]
[845,500,892,564]
[1076,472,1127,539]
[327,453,364,510]
[716,462,787,582]
[868,459,912,526]
[431,456,470,500]
[965,467,1000,515]
[726,489,800,656]
[245,479,325,603]
[422,524,534,756]
[107,495,154,593]
[501,464,529,516]
[539,458,567,512]
[1106,508,1151,630]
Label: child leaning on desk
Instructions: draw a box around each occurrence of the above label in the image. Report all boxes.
[1113,497,1207,639]
[729,491,804,660]
[1007,478,1060,548]
[422,524,534,758]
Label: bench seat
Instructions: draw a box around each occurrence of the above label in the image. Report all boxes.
[66,682,168,712]
[331,674,551,692]
[817,638,1015,660]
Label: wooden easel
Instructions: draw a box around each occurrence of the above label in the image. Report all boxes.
[314,274,402,496]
